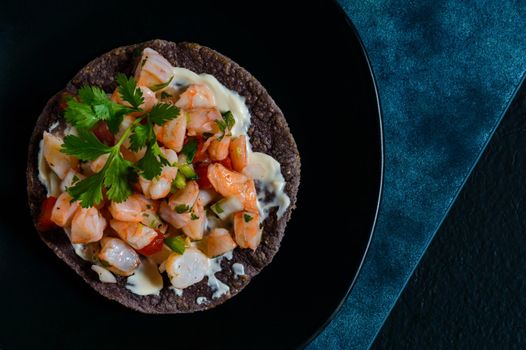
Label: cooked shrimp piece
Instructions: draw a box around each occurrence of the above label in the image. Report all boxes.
[182,199,206,240]
[43,132,79,179]
[70,207,107,244]
[197,188,219,207]
[203,228,237,258]
[139,148,178,199]
[175,84,216,109]
[185,108,222,136]
[164,248,209,289]
[51,192,80,227]
[207,163,258,211]
[229,136,247,172]
[154,111,186,152]
[109,193,152,222]
[168,180,199,210]
[233,211,261,250]
[60,169,84,193]
[112,86,157,113]
[135,48,174,88]
[89,153,109,173]
[159,201,191,229]
[109,220,159,250]
[208,136,231,161]
[98,237,140,276]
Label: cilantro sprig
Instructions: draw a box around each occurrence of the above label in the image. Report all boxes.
[61,74,180,207]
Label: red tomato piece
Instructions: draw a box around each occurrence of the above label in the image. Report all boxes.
[37,196,58,231]
[218,157,233,170]
[137,232,165,256]
[196,162,212,189]
[93,121,115,146]
[193,136,209,163]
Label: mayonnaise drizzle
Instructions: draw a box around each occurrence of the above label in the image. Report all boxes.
[232,263,245,278]
[91,265,117,283]
[126,258,163,296]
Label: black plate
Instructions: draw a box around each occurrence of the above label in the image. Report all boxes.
[0,0,382,348]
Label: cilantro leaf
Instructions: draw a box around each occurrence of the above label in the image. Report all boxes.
[181,138,198,163]
[150,76,173,92]
[130,123,152,152]
[64,99,100,129]
[116,73,144,109]
[191,212,199,220]
[106,107,131,134]
[137,141,167,180]
[104,154,134,202]
[61,130,112,161]
[244,213,253,223]
[148,103,180,125]
[67,171,105,208]
[78,86,109,105]
[221,111,235,130]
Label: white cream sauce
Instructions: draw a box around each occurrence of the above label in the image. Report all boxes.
[91,265,117,283]
[244,152,290,219]
[232,263,245,278]
[205,253,231,299]
[196,296,208,305]
[170,286,184,297]
[126,258,163,296]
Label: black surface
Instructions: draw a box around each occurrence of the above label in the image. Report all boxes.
[0,1,382,349]
[372,79,526,349]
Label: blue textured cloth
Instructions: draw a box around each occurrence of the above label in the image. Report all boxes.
[309,1,526,349]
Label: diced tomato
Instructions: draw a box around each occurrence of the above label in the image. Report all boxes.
[93,121,115,146]
[193,136,209,163]
[137,232,165,256]
[218,157,232,170]
[195,162,212,189]
[37,196,58,231]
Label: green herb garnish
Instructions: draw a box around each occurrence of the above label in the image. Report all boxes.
[175,204,190,214]
[244,213,253,223]
[164,236,186,254]
[150,76,173,92]
[191,212,199,220]
[181,138,198,163]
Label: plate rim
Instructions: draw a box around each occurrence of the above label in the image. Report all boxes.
[300,2,385,348]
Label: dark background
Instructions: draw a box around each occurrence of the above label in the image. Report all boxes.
[372,80,526,348]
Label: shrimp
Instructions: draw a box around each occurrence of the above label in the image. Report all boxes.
[98,237,140,276]
[208,136,231,161]
[229,136,247,172]
[109,220,158,250]
[51,192,80,227]
[182,199,206,240]
[89,153,109,173]
[164,248,209,289]
[207,163,258,212]
[60,169,84,193]
[139,148,178,199]
[159,201,190,229]
[175,84,216,109]
[168,180,200,210]
[111,86,157,113]
[185,108,222,136]
[203,228,237,258]
[43,132,79,179]
[135,48,174,88]
[109,193,152,222]
[154,111,186,152]
[233,211,261,250]
[70,207,107,244]
[160,181,200,229]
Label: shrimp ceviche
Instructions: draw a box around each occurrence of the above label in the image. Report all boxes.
[34,46,292,306]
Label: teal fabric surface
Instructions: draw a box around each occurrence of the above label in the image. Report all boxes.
[309,1,526,349]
